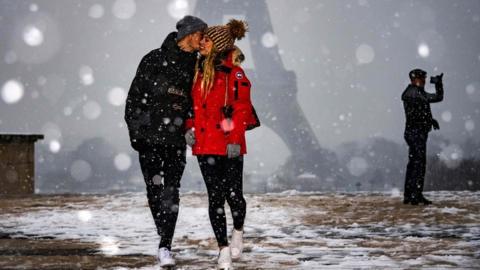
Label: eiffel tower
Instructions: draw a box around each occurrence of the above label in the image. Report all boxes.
[194,0,339,184]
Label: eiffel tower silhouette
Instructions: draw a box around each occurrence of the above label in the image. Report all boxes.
[194,0,339,183]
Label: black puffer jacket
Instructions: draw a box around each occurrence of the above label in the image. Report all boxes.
[125,32,197,151]
[401,83,444,132]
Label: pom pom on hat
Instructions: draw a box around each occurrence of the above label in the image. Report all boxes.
[227,19,248,41]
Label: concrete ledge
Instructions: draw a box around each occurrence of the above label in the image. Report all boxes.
[0,134,44,143]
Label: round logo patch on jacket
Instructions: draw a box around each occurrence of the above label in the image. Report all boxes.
[235,71,243,79]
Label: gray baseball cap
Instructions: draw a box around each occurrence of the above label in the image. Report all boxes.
[176,15,207,41]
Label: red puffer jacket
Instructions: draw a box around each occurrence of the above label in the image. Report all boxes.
[186,53,253,156]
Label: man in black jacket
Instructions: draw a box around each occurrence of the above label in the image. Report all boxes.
[124,15,206,267]
[401,69,444,205]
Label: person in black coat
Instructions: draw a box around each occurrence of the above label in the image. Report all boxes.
[401,68,444,205]
[124,15,206,267]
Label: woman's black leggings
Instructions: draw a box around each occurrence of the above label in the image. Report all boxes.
[197,155,247,247]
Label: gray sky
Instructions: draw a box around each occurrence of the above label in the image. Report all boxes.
[1,0,479,176]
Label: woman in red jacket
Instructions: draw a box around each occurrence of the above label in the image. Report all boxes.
[185,19,253,269]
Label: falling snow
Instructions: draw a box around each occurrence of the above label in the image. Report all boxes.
[23,25,44,47]
[1,79,24,104]
[167,0,189,19]
[441,110,452,122]
[261,32,278,48]
[114,153,132,171]
[112,0,136,20]
[108,87,127,106]
[88,4,105,19]
[347,156,369,176]
[49,140,61,153]
[70,159,93,181]
[439,144,464,169]
[417,43,430,58]
[79,65,95,86]
[29,4,39,12]
[355,44,375,64]
[465,119,475,132]
[83,101,102,120]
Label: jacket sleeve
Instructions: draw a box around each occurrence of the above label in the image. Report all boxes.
[425,83,444,103]
[402,85,443,104]
[125,50,175,126]
[125,51,170,150]
[227,68,252,145]
[125,55,152,150]
[183,77,195,132]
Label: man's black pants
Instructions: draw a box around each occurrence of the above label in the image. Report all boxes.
[139,146,186,250]
[197,155,246,248]
[404,129,428,201]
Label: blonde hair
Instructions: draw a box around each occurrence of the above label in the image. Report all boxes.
[194,47,218,99]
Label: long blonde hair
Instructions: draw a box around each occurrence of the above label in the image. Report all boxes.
[194,47,218,99]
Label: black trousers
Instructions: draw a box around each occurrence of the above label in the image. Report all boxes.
[404,129,428,201]
[139,146,186,250]
[197,155,246,247]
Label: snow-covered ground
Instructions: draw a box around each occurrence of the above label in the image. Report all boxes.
[1,191,479,269]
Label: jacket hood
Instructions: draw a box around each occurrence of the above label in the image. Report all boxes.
[161,32,179,52]
[216,52,234,70]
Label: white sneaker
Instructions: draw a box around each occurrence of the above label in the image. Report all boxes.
[158,247,175,267]
[218,246,232,269]
[230,229,243,260]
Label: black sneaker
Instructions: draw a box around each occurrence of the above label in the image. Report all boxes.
[419,196,432,205]
[403,196,418,205]
[410,199,419,205]
[404,196,420,205]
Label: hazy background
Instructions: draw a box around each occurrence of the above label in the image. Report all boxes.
[1,0,479,193]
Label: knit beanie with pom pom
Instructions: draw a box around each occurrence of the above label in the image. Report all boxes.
[205,19,248,53]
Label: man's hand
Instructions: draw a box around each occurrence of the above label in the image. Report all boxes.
[431,73,444,86]
[185,129,196,146]
[438,73,444,81]
[227,144,241,158]
[432,119,440,130]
